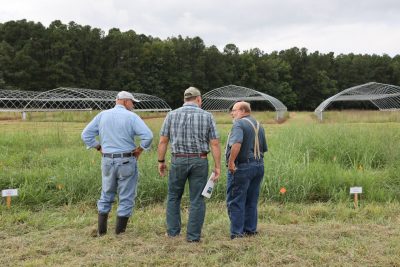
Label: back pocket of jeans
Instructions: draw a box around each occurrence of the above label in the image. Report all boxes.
[119,160,135,178]
[101,159,112,177]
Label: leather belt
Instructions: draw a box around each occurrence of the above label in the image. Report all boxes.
[102,152,133,158]
[173,153,208,158]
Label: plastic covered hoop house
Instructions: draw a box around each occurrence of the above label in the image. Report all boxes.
[315,82,400,120]
[202,85,287,120]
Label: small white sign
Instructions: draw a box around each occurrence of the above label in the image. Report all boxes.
[350,187,362,194]
[2,189,18,197]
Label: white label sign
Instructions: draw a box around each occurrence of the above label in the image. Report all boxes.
[350,187,362,194]
[2,189,18,197]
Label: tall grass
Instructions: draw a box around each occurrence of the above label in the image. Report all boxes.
[321,110,400,123]
[1,112,400,208]
[212,111,282,124]
[264,123,400,202]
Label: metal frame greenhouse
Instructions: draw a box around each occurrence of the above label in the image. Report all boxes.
[0,87,171,113]
[315,82,400,120]
[0,90,40,111]
[202,85,287,120]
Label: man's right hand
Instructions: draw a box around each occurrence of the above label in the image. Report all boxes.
[228,161,236,174]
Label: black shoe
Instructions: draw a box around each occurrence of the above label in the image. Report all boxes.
[230,234,244,240]
[244,231,258,236]
[98,213,108,236]
[187,239,200,243]
[165,233,180,238]
[115,216,129,234]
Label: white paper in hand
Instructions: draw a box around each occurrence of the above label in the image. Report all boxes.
[202,172,215,198]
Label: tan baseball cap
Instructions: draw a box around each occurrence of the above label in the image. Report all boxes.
[184,87,201,99]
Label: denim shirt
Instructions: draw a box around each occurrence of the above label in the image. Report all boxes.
[225,115,268,164]
[81,105,153,153]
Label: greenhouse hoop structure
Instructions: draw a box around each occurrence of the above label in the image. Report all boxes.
[202,85,287,120]
[0,89,40,111]
[0,87,172,117]
[315,82,400,120]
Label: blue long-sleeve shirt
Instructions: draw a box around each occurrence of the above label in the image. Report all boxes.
[81,105,153,153]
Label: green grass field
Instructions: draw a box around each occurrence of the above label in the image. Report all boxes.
[1,110,400,207]
[1,110,400,266]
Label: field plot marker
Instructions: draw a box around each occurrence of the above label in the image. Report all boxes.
[2,189,18,208]
[350,187,362,208]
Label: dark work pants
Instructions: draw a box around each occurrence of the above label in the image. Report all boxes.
[226,160,264,237]
[166,156,208,241]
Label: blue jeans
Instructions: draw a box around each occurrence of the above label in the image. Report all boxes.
[166,157,208,241]
[226,160,264,238]
[98,156,138,217]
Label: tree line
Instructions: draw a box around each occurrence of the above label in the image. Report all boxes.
[1,19,399,110]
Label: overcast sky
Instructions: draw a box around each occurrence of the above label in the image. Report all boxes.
[1,0,399,56]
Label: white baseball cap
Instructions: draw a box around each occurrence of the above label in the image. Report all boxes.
[116,91,140,103]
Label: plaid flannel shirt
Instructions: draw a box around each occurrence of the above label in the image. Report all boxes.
[160,103,219,153]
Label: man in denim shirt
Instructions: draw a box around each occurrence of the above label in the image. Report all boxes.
[157,87,221,242]
[226,101,268,239]
[82,91,153,236]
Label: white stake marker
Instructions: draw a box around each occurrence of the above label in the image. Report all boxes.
[350,187,362,208]
[2,189,18,208]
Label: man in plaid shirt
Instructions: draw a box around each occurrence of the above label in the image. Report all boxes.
[157,87,221,242]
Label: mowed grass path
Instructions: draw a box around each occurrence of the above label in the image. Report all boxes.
[1,202,400,266]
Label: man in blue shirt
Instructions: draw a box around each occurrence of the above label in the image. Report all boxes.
[225,101,268,239]
[157,87,221,242]
[82,91,153,236]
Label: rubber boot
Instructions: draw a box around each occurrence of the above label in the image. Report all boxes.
[98,213,108,236]
[115,216,129,234]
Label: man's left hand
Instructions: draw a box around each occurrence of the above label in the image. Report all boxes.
[212,167,221,182]
[132,147,144,160]
[158,162,168,176]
